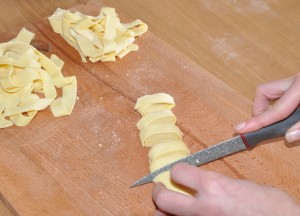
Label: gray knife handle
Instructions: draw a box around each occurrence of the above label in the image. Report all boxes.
[242,108,300,148]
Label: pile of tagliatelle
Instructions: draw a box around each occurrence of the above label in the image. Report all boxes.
[48,7,148,63]
[0,28,77,128]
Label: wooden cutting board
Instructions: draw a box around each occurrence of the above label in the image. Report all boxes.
[0,1,299,215]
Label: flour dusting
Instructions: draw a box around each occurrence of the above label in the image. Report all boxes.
[210,36,239,64]
[249,0,270,13]
[202,0,275,15]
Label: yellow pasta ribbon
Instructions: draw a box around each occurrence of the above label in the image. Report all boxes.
[0,28,77,128]
[148,140,190,163]
[135,93,175,116]
[139,124,183,147]
[48,7,148,62]
[137,109,177,131]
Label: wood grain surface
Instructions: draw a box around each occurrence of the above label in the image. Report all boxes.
[0,0,299,215]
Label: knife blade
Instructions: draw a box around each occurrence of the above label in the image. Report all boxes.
[131,107,300,188]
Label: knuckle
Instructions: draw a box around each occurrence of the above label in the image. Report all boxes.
[197,174,224,194]
[206,179,223,193]
[269,103,287,120]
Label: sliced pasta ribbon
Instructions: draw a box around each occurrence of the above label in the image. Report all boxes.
[0,28,77,128]
[48,7,148,62]
[148,140,190,163]
[137,109,176,131]
[149,153,187,173]
[135,93,175,116]
[139,124,183,147]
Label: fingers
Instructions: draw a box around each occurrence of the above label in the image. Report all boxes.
[152,182,196,216]
[153,209,168,216]
[170,163,222,191]
[236,73,300,133]
[153,164,244,215]
[252,77,294,116]
[286,121,300,143]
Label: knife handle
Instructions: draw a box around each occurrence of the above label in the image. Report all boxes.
[241,108,300,148]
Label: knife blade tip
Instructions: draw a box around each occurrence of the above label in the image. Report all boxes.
[130,177,151,188]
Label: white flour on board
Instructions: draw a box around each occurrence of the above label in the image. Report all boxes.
[202,0,276,15]
[248,0,271,13]
[209,35,240,65]
[123,64,151,95]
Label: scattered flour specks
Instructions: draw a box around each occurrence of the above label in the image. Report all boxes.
[202,0,275,15]
[249,0,270,13]
[106,130,121,152]
[91,124,101,134]
[112,130,120,143]
[210,36,239,64]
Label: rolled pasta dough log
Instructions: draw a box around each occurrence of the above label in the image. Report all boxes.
[139,124,183,147]
[136,109,176,131]
[149,153,188,172]
[135,93,193,195]
[148,140,190,163]
[150,151,194,195]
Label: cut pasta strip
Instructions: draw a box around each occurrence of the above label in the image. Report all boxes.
[135,93,175,116]
[0,28,77,128]
[148,140,190,163]
[9,93,39,127]
[11,28,35,44]
[137,109,176,131]
[48,7,148,63]
[50,77,77,117]
[139,124,183,147]
[150,153,188,173]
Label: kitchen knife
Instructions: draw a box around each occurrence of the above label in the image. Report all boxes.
[131,107,300,188]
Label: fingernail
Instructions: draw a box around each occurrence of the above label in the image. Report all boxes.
[155,182,164,187]
[286,129,300,143]
[152,183,164,197]
[234,122,246,131]
[253,109,265,116]
[154,182,164,191]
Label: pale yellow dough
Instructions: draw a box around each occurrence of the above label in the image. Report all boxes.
[0,28,77,128]
[137,109,176,131]
[135,93,193,195]
[48,7,148,63]
[153,171,194,195]
[139,124,183,147]
[148,140,190,163]
[149,153,188,173]
[150,153,192,195]
[135,93,175,116]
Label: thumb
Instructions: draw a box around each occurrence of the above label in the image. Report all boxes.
[285,121,300,143]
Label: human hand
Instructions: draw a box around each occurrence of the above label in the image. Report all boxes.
[152,163,300,216]
[234,72,300,143]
